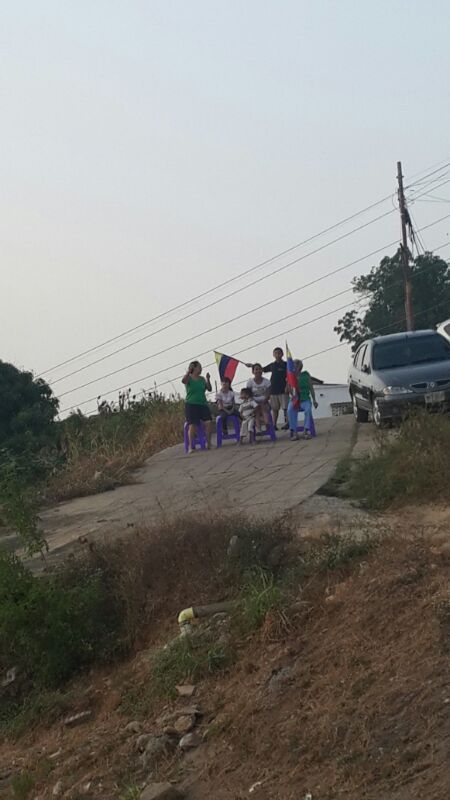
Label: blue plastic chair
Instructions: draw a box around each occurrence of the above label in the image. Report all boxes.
[252,409,277,443]
[216,414,240,447]
[183,421,206,453]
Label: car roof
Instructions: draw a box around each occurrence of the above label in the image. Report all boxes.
[371,329,437,345]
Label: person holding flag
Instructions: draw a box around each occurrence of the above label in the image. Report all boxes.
[286,344,318,440]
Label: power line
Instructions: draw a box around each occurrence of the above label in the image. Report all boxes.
[50,206,397,387]
[56,233,402,395]
[38,193,396,376]
[40,159,450,377]
[60,236,450,414]
[56,211,450,399]
[229,298,448,391]
[51,176,450,388]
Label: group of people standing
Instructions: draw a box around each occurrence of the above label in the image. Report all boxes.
[182,347,318,453]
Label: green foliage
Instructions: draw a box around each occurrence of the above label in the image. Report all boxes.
[0,360,58,455]
[349,412,450,509]
[0,550,121,693]
[119,786,140,800]
[151,630,234,700]
[237,568,282,633]
[0,456,47,556]
[335,250,450,351]
[11,771,35,800]
[0,690,72,741]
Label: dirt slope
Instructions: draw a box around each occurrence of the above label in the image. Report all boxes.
[1,509,448,800]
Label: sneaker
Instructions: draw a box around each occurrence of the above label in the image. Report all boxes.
[302,431,312,440]
[289,431,299,441]
[281,422,290,430]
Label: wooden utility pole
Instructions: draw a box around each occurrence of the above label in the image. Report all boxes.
[397,161,414,331]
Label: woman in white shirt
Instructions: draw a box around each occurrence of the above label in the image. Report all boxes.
[246,363,271,429]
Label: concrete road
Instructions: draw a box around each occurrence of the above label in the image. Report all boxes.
[36,415,355,560]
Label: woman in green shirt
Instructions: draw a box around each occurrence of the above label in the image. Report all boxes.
[287,359,318,440]
[182,361,213,452]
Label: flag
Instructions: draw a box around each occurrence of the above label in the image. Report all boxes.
[214,351,240,383]
[286,341,299,408]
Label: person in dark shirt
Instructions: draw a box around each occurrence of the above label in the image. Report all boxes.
[246,347,288,430]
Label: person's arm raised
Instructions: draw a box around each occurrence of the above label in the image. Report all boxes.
[181,368,192,386]
[205,373,212,392]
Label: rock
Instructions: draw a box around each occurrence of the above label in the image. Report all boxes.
[179,732,201,750]
[140,783,185,800]
[227,535,241,559]
[267,544,284,568]
[267,666,294,693]
[172,715,196,736]
[140,735,176,770]
[135,733,154,753]
[64,710,92,727]
[175,684,195,697]
[1,666,17,688]
[125,720,142,734]
[52,781,63,797]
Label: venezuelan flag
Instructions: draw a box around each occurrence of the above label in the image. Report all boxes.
[214,351,240,383]
[286,341,299,408]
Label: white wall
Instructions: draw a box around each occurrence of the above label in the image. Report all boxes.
[313,384,350,419]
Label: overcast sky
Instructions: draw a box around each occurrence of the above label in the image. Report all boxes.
[2,1,449,414]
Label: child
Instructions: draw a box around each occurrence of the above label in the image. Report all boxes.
[182,361,212,452]
[239,387,258,444]
[245,363,271,429]
[216,377,237,435]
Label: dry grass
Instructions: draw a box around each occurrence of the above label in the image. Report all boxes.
[349,411,450,509]
[44,402,184,502]
[77,513,290,649]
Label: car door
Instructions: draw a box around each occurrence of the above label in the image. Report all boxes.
[359,342,373,409]
[350,344,367,407]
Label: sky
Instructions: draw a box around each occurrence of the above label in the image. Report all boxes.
[1,0,450,414]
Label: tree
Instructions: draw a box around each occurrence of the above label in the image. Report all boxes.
[334,250,450,352]
[0,360,59,455]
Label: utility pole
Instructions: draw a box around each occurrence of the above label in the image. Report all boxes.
[397,161,414,331]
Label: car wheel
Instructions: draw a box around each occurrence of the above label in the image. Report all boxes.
[372,397,385,428]
[352,392,369,423]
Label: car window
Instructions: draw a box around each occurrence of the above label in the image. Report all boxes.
[373,334,450,370]
[354,345,366,370]
[361,345,371,370]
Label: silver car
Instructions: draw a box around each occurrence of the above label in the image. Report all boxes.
[348,330,450,427]
[437,318,450,343]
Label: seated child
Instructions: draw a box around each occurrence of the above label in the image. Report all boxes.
[216,377,237,435]
[239,387,258,444]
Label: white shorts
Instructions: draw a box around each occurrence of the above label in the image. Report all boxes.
[270,394,288,413]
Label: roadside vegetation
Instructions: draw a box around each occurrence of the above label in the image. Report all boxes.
[349,412,450,509]
[0,354,185,551]
[0,512,376,739]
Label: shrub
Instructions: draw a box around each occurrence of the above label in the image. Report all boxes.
[349,412,450,509]
[0,550,121,693]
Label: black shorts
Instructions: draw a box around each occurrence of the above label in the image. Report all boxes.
[185,403,212,425]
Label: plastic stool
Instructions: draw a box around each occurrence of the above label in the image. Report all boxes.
[252,410,277,443]
[216,415,240,447]
[297,414,317,437]
[184,421,206,453]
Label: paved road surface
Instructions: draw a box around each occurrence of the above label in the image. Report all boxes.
[35,415,355,561]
